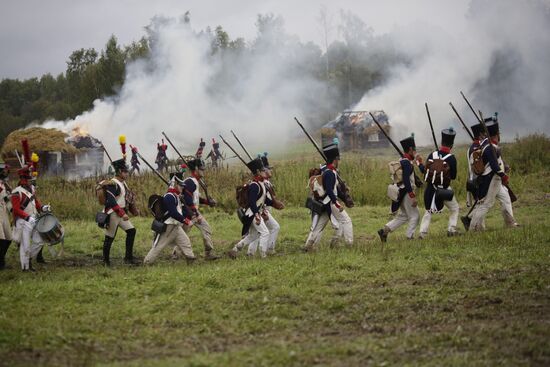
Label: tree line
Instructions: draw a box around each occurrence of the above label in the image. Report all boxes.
[0,11,405,146]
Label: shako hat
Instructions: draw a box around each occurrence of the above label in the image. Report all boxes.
[470,123,483,138]
[246,157,264,174]
[169,172,185,186]
[323,143,340,163]
[187,158,205,171]
[486,120,499,136]
[441,127,456,147]
[259,152,271,169]
[400,134,416,152]
[112,158,129,172]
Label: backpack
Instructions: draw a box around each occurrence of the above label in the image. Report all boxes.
[308,167,325,200]
[236,183,250,209]
[471,147,485,175]
[425,152,451,187]
[388,161,403,184]
[95,180,114,205]
[148,194,166,220]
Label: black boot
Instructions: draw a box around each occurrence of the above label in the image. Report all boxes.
[103,236,114,266]
[36,247,46,263]
[0,240,10,270]
[123,228,138,265]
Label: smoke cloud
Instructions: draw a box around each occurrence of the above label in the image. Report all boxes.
[43,16,327,160]
[354,0,550,145]
[43,0,549,159]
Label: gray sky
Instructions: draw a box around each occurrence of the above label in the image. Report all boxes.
[0,0,470,79]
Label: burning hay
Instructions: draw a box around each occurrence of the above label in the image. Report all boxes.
[1,127,78,156]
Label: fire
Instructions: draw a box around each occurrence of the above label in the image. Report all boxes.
[71,125,90,137]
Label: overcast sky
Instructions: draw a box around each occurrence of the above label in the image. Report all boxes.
[0,0,471,79]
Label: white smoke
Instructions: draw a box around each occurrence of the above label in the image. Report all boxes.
[354,0,550,145]
[43,16,326,160]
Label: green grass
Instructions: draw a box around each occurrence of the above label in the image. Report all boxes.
[0,202,549,366]
[0,134,549,366]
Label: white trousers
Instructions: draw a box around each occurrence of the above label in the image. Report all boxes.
[305,203,353,247]
[470,176,502,231]
[15,219,43,270]
[144,224,193,264]
[235,217,270,257]
[248,210,280,255]
[419,196,460,235]
[385,195,420,239]
[496,185,517,226]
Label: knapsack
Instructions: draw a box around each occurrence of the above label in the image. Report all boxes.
[95,180,114,205]
[388,161,403,184]
[425,152,451,187]
[471,147,485,175]
[236,184,250,209]
[307,167,325,200]
[148,194,166,220]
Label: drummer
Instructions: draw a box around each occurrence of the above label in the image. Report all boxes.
[11,166,49,271]
[0,163,12,270]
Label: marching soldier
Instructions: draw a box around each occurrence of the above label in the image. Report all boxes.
[248,153,282,256]
[469,120,513,231]
[419,128,460,238]
[206,138,224,168]
[155,140,169,172]
[129,145,141,175]
[195,138,206,159]
[11,166,49,271]
[101,159,138,266]
[172,158,220,260]
[228,157,272,258]
[144,173,195,264]
[303,142,353,252]
[378,135,424,242]
[0,163,12,270]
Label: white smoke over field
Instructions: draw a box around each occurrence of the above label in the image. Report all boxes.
[43,0,550,158]
[44,16,327,159]
[354,0,550,145]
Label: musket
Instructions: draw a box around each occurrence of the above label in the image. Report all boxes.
[294,117,328,161]
[460,91,483,124]
[230,130,253,160]
[449,102,474,140]
[370,112,424,188]
[135,151,170,186]
[219,135,248,166]
[101,144,114,164]
[294,117,354,207]
[369,112,403,157]
[161,131,213,202]
[425,102,438,151]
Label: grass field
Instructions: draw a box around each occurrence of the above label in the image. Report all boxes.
[0,135,549,366]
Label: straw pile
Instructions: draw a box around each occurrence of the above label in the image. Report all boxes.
[1,127,78,155]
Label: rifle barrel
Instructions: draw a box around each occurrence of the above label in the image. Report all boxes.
[136,152,169,186]
[230,130,253,160]
[101,144,114,164]
[425,102,438,151]
[460,91,483,124]
[449,102,474,140]
[294,117,327,162]
[219,135,248,166]
[369,112,403,157]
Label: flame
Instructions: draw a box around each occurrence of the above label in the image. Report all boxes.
[71,125,90,137]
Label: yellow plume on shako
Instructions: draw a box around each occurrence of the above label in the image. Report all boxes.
[119,134,127,158]
[31,152,39,163]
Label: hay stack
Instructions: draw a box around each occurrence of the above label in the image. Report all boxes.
[1,127,78,155]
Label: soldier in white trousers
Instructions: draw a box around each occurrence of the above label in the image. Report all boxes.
[144,173,195,264]
[248,153,282,256]
[228,157,272,259]
[419,128,460,238]
[303,142,353,251]
[470,120,512,231]
[379,135,424,242]
[10,166,48,271]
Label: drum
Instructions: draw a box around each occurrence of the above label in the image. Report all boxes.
[35,213,64,245]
